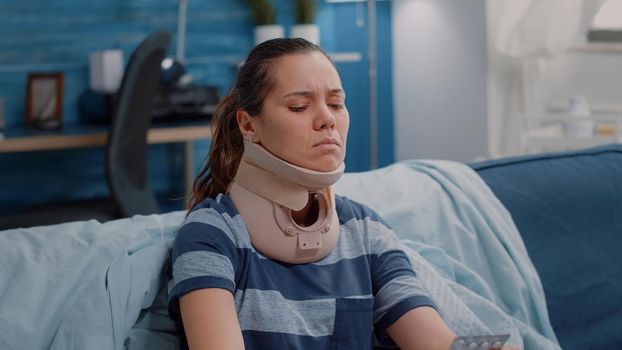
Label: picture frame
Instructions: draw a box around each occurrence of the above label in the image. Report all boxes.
[25,72,64,129]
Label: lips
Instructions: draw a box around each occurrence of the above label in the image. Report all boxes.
[314,137,341,147]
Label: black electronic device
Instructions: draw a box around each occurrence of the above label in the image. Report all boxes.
[152,84,219,122]
[78,83,219,125]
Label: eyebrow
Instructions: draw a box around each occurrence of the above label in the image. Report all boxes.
[282,88,345,99]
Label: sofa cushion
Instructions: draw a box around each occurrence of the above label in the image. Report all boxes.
[470,144,622,350]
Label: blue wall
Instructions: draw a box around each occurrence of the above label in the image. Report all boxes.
[0,0,393,215]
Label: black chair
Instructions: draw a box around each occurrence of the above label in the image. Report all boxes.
[106,30,171,217]
[0,31,172,230]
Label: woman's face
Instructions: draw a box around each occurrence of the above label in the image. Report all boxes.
[244,52,349,172]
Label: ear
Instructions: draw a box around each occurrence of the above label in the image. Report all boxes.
[236,110,257,136]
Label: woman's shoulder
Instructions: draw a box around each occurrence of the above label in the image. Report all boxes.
[334,195,400,252]
[189,193,239,218]
[335,194,391,228]
[175,193,245,246]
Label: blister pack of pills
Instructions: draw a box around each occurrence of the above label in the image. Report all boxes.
[449,334,510,350]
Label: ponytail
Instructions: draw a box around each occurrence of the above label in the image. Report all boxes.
[188,90,243,209]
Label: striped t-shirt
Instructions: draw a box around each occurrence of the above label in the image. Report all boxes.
[168,193,437,349]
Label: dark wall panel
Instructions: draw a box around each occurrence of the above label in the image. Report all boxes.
[0,0,394,215]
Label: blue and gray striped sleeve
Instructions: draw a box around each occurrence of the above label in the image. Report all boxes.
[168,207,239,317]
[369,215,437,346]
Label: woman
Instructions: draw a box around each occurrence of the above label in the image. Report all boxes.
[168,38,463,349]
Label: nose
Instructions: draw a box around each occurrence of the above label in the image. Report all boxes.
[314,104,336,131]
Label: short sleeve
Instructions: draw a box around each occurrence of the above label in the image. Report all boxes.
[167,206,239,320]
[371,222,437,346]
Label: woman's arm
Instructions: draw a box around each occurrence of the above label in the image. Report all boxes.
[387,307,523,350]
[180,288,245,350]
[386,306,455,350]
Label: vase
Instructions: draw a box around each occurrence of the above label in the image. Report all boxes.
[290,24,320,45]
[254,25,285,46]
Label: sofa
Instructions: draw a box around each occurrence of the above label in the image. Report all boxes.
[470,144,622,350]
[0,144,620,350]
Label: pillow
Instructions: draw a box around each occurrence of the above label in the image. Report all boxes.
[470,144,622,350]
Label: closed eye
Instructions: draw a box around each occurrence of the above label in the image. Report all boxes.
[289,105,307,113]
[329,104,344,110]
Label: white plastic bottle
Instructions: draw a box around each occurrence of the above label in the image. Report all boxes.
[564,96,594,138]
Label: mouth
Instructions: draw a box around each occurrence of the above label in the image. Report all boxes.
[313,138,341,148]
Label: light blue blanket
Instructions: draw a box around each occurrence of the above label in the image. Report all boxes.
[333,160,561,349]
[0,160,560,349]
[0,212,185,350]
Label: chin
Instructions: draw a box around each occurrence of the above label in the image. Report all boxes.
[307,158,343,173]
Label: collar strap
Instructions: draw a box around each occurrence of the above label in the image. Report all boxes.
[243,142,345,191]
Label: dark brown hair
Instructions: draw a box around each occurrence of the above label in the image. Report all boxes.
[188,38,333,210]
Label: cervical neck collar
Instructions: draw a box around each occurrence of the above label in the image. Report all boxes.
[228,142,344,264]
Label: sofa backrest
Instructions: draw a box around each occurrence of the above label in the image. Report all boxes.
[470,144,622,350]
